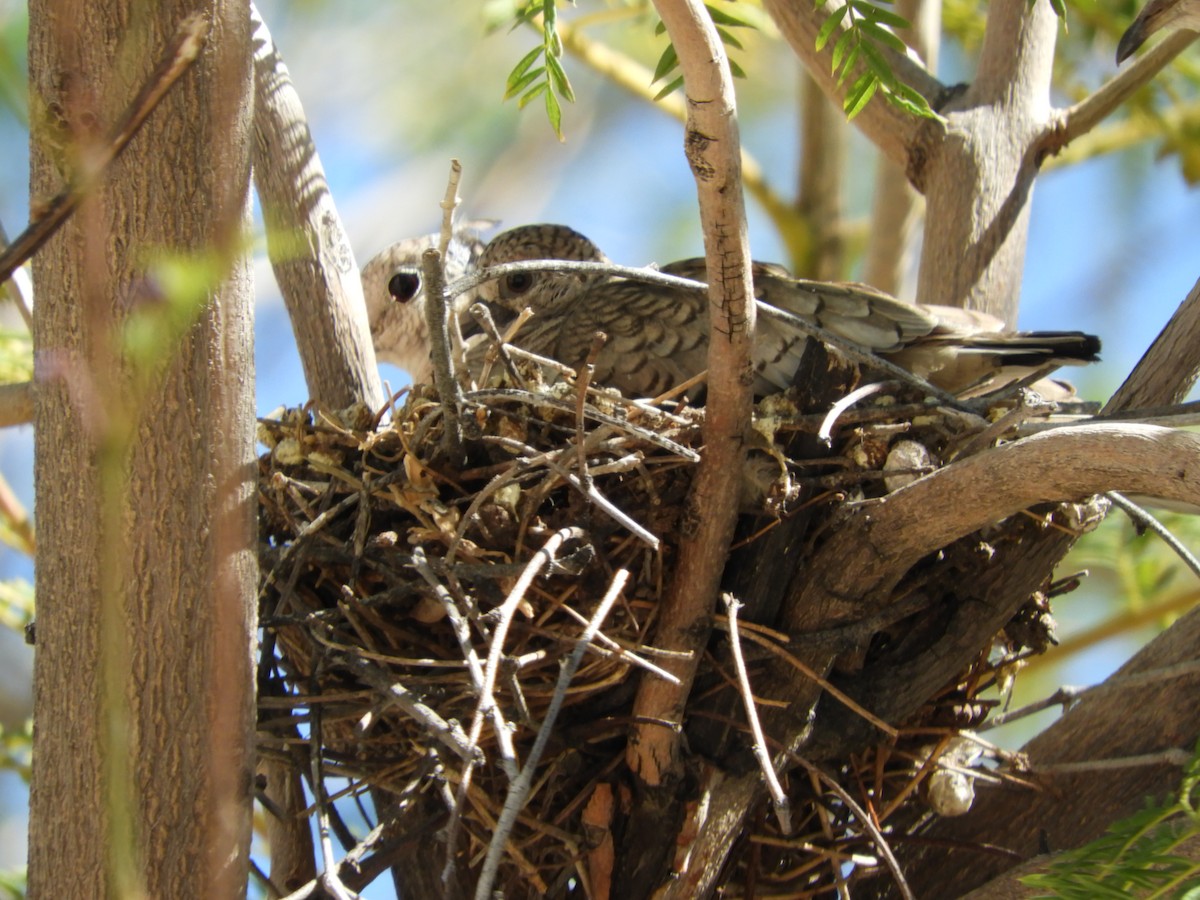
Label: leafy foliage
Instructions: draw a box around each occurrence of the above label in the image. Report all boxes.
[814,0,936,120]
[501,0,576,141]
[1022,742,1200,898]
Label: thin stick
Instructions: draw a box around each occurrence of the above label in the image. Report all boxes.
[722,593,791,832]
[467,302,528,388]
[716,617,898,737]
[443,527,586,888]
[307,690,356,900]
[0,14,209,286]
[790,754,915,900]
[422,247,465,460]
[1107,490,1200,580]
[981,659,1200,731]
[438,158,462,260]
[818,382,889,445]
[475,568,630,900]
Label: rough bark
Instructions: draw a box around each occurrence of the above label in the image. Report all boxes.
[27,1,256,896]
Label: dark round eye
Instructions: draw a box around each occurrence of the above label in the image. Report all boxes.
[387,271,421,303]
[504,272,534,295]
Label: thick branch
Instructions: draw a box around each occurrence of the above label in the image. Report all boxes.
[627,0,755,788]
[787,424,1200,633]
[1106,277,1200,412]
[250,5,383,410]
[916,0,1057,321]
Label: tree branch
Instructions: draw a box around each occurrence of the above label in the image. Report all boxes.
[1040,29,1197,156]
[1105,277,1200,412]
[787,424,1200,633]
[250,5,383,410]
[627,0,756,789]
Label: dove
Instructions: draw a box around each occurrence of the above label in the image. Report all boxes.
[363,223,1100,398]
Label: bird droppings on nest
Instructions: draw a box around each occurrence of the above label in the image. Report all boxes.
[254,337,1093,896]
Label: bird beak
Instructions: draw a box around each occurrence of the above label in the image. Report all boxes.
[1117,0,1193,62]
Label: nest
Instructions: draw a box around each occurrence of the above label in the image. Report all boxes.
[256,355,1069,897]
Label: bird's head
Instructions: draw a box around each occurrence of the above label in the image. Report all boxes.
[475,224,609,317]
[360,230,485,380]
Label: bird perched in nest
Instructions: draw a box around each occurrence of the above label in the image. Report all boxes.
[1117,0,1200,62]
[363,224,1100,399]
[361,227,487,380]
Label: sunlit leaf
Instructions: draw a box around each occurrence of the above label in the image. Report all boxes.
[518,80,548,109]
[653,43,679,83]
[816,6,849,51]
[545,83,564,141]
[861,19,908,54]
[654,75,685,100]
[831,28,856,77]
[545,53,575,102]
[505,66,545,101]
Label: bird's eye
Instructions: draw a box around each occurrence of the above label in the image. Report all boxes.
[504,272,534,295]
[387,272,421,303]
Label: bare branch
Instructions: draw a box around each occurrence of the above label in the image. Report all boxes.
[628,0,756,786]
[1044,30,1198,154]
[1105,276,1200,413]
[792,425,1200,622]
[250,5,383,410]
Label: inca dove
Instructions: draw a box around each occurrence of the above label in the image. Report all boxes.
[364,224,1100,398]
[467,224,1099,397]
[361,227,487,381]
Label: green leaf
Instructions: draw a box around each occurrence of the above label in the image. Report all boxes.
[861,5,913,30]
[836,47,862,85]
[716,26,744,50]
[653,75,685,101]
[705,3,757,27]
[505,46,545,97]
[653,43,679,83]
[729,58,746,79]
[831,28,856,76]
[505,66,545,101]
[545,83,564,141]
[861,19,908,54]
[518,80,548,109]
[887,80,940,119]
[816,6,849,51]
[844,70,878,118]
[860,39,898,87]
[1048,0,1068,25]
[655,19,666,36]
[545,53,575,102]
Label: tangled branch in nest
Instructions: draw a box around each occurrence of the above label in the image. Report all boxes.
[255,364,1079,897]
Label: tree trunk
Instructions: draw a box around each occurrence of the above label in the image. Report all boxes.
[27,1,256,896]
